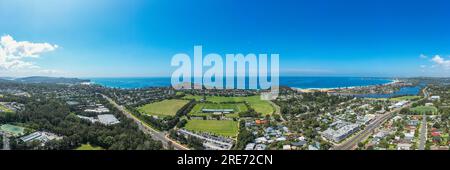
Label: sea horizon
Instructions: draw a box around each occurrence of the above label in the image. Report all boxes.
[87,76,395,89]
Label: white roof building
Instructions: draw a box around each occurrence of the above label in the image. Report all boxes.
[276,137,287,141]
[84,105,110,113]
[254,144,267,150]
[430,96,440,100]
[245,143,256,150]
[255,137,268,144]
[98,114,120,125]
[20,131,62,143]
[322,123,360,142]
[308,145,319,150]
[397,143,412,150]
[283,145,292,150]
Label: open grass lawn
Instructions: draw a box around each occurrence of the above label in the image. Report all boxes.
[76,144,104,150]
[184,119,239,137]
[0,104,13,113]
[244,96,274,115]
[188,103,247,118]
[367,95,422,101]
[0,124,25,137]
[183,95,274,115]
[410,106,438,115]
[183,95,204,101]
[137,99,189,117]
[389,96,421,101]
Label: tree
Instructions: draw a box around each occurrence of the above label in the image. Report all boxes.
[176,119,188,128]
[187,136,204,150]
[399,108,410,115]
[358,142,364,148]
[233,120,255,150]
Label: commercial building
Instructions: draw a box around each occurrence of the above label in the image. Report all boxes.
[20,131,62,143]
[322,123,360,142]
[77,114,120,125]
[84,105,110,113]
[98,114,120,125]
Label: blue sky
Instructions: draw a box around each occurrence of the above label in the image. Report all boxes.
[0,0,449,77]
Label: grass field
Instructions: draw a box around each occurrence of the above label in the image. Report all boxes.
[137,99,189,117]
[367,95,422,101]
[245,96,274,115]
[75,144,104,150]
[410,106,438,115]
[189,103,247,118]
[389,96,421,101]
[185,119,239,137]
[0,104,13,113]
[0,124,25,136]
[183,95,274,115]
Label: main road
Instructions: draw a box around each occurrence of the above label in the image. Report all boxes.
[333,87,428,150]
[332,107,399,150]
[418,113,427,150]
[101,93,188,150]
[418,87,429,150]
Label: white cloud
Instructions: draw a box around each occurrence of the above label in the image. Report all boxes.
[38,69,64,74]
[431,55,450,70]
[0,35,58,70]
[419,54,428,59]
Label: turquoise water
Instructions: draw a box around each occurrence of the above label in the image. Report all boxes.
[89,77,393,89]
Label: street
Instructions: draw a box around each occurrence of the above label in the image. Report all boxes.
[332,108,396,150]
[418,113,427,150]
[2,132,10,150]
[419,87,429,150]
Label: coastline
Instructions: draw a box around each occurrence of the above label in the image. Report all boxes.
[293,79,397,93]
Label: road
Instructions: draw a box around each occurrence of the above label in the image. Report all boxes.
[418,113,427,150]
[418,87,429,150]
[2,132,10,150]
[333,87,429,150]
[100,94,188,150]
[332,107,397,150]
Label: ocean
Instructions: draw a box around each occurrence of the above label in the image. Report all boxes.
[89,77,393,89]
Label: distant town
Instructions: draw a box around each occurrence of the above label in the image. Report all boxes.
[0,76,449,150]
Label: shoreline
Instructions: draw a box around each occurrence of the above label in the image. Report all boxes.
[293,79,397,93]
